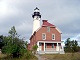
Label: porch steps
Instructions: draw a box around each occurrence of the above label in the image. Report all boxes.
[38,51,45,54]
[38,51,65,54]
[60,51,65,54]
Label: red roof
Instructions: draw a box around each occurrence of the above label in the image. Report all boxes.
[42,20,55,27]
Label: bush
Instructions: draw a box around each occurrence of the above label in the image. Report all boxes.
[32,44,38,54]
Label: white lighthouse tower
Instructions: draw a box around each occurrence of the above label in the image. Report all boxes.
[32,7,41,34]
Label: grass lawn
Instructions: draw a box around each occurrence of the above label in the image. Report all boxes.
[0,53,38,60]
[41,53,80,60]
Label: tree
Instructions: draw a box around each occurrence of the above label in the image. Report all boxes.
[8,26,17,38]
[8,26,17,44]
[2,26,26,58]
[0,35,4,49]
[65,38,72,52]
[71,40,79,52]
[65,38,79,52]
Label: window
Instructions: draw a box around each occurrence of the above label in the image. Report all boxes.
[39,43,42,46]
[52,34,55,40]
[52,44,54,48]
[42,33,46,40]
[47,27,50,32]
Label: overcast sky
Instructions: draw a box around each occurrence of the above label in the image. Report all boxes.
[0,0,80,43]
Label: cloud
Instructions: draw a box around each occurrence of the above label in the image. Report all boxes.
[71,34,80,46]
[0,0,80,43]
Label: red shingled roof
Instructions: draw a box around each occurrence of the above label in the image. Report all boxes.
[42,20,55,27]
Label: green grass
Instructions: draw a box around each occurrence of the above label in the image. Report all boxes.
[1,53,80,60]
[0,53,38,60]
[41,53,80,60]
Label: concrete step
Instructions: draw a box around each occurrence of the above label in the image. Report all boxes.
[37,51,65,54]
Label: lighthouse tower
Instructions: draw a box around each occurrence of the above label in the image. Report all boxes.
[32,7,41,34]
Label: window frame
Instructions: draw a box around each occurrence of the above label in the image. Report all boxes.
[52,34,55,40]
[42,33,46,40]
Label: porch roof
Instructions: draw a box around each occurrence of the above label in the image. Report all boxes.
[37,40,64,43]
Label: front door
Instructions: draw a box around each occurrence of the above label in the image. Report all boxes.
[39,43,42,51]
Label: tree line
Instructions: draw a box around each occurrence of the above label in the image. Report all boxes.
[64,38,80,53]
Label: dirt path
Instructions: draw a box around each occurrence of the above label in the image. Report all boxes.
[35,54,47,60]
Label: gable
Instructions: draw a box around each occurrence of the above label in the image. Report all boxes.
[29,20,62,41]
[35,26,61,41]
[37,26,61,34]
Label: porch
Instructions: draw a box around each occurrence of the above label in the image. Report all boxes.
[37,41,64,54]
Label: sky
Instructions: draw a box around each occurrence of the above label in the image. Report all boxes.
[0,0,80,44]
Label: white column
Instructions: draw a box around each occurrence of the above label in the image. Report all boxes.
[37,42,39,51]
[61,42,64,51]
[44,42,45,51]
[56,43,59,51]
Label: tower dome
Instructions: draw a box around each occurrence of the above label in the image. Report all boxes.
[32,7,41,18]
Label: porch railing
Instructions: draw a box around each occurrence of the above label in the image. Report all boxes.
[45,48,63,51]
[45,48,56,51]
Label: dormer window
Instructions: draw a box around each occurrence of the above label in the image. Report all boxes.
[42,33,46,40]
[52,34,55,40]
[47,27,50,32]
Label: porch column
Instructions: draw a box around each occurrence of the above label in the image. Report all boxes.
[56,43,59,51]
[37,41,39,51]
[61,42,64,51]
[44,42,45,51]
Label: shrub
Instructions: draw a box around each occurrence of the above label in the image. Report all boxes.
[32,44,38,54]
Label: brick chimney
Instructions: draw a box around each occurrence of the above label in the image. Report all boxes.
[42,20,48,24]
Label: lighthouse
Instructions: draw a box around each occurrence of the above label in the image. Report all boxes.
[32,7,41,34]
